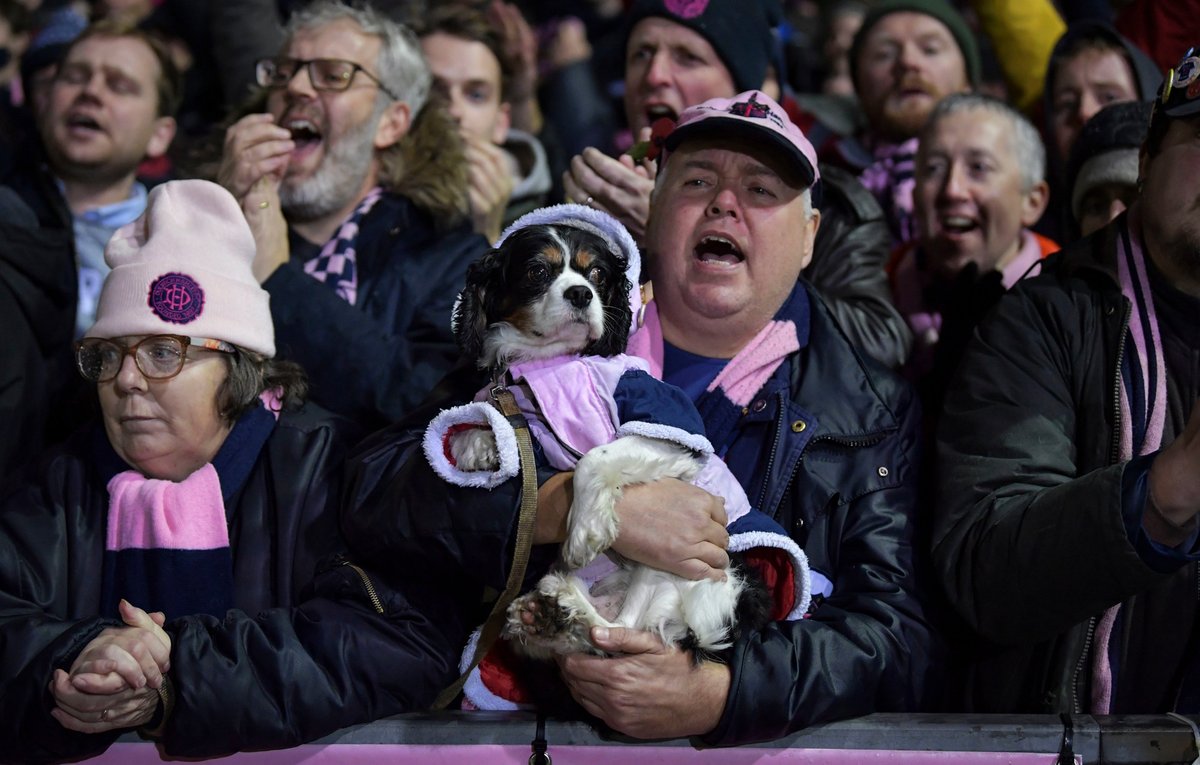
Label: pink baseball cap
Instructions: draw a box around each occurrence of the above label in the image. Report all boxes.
[661,90,820,189]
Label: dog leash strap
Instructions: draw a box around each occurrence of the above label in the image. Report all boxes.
[432,385,540,710]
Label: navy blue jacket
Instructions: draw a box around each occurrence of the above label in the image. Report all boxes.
[266,192,488,428]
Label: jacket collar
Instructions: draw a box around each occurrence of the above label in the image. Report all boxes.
[790,285,903,443]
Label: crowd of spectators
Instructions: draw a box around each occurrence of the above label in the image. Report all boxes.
[1,0,1198,760]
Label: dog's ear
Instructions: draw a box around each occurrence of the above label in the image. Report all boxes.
[454,247,506,362]
[585,245,633,357]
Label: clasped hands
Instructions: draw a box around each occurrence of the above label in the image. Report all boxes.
[50,599,172,734]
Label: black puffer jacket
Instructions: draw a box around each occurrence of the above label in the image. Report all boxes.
[343,286,936,744]
[266,193,489,428]
[0,407,457,762]
[931,216,1194,713]
[805,164,912,371]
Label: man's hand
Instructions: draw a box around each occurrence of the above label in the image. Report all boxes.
[563,135,656,244]
[488,0,542,134]
[558,626,730,739]
[612,479,729,581]
[217,113,294,201]
[1145,400,1200,544]
[465,134,515,243]
[49,600,171,733]
[242,177,290,282]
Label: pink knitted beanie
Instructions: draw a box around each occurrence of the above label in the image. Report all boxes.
[86,180,275,357]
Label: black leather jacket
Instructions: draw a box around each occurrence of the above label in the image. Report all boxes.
[805,164,912,370]
[932,218,1197,714]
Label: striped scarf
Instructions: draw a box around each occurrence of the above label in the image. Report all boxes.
[859,138,919,245]
[99,394,280,619]
[302,186,384,305]
[1090,213,1168,714]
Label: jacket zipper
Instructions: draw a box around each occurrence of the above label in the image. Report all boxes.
[1070,299,1132,713]
[344,561,385,614]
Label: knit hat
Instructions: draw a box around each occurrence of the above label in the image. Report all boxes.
[662,90,820,189]
[1066,100,1150,220]
[87,180,275,357]
[624,0,773,93]
[849,0,981,87]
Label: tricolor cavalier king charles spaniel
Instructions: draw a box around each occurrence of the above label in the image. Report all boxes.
[446,219,773,661]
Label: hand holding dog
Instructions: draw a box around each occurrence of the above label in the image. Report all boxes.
[558,625,729,739]
[612,479,730,581]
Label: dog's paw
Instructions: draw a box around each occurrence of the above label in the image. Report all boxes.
[504,574,603,658]
[450,427,499,472]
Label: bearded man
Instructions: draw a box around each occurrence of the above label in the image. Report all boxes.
[217,0,488,428]
[838,0,978,245]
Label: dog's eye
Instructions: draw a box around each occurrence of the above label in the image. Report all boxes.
[586,266,608,288]
[526,264,549,283]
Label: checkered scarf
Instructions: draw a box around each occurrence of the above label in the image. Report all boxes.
[860,138,919,245]
[302,186,384,305]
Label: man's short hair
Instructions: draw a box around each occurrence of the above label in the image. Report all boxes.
[417,4,514,103]
[920,92,1045,191]
[284,0,430,113]
[66,19,182,118]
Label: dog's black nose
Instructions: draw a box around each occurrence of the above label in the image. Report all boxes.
[564,285,593,309]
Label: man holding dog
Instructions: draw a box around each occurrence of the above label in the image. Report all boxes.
[343,90,935,743]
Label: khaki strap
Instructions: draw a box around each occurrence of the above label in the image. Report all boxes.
[432,385,539,709]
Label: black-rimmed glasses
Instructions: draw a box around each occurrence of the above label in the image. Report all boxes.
[254,57,399,100]
[75,335,236,383]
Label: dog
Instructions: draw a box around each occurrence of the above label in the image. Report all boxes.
[427,207,795,669]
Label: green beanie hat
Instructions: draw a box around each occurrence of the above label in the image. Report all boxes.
[849,0,981,89]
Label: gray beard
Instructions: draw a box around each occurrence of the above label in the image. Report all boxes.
[280,103,384,222]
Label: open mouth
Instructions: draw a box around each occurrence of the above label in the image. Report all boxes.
[284,118,323,151]
[694,235,744,265]
[643,104,678,125]
[939,215,979,235]
[65,113,103,133]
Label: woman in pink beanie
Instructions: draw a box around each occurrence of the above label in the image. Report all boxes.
[0,180,458,761]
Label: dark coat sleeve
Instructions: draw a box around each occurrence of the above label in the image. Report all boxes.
[930,281,1164,645]
[157,561,461,757]
[264,222,487,428]
[0,452,120,765]
[704,378,936,744]
[804,165,913,370]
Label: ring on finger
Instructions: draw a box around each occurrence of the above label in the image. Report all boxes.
[100,708,110,722]
[585,196,594,207]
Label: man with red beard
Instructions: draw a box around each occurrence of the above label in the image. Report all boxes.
[843,0,979,246]
[889,92,1054,405]
[217,0,488,429]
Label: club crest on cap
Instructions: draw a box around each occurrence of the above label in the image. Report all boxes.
[665,0,709,19]
[148,272,204,324]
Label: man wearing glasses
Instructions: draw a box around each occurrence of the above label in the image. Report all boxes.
[217,0,488,429]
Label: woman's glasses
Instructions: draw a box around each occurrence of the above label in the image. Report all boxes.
[75,335,235,383]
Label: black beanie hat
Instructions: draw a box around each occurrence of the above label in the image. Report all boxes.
[849,0,981,88]
[624,0,773,94]
[1065,100,1150,220]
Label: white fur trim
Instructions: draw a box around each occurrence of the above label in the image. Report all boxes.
[615,421,714,456]
[497,204,643,330]
[423,403,520,489]
[458,629,524,711]
[728,530,812,620]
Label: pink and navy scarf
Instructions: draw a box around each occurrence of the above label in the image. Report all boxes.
[860,138,919,245]
[97,394,281,619]
[628,285,809,453]
[303,186,384,305]
[1090,212,1168,714]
